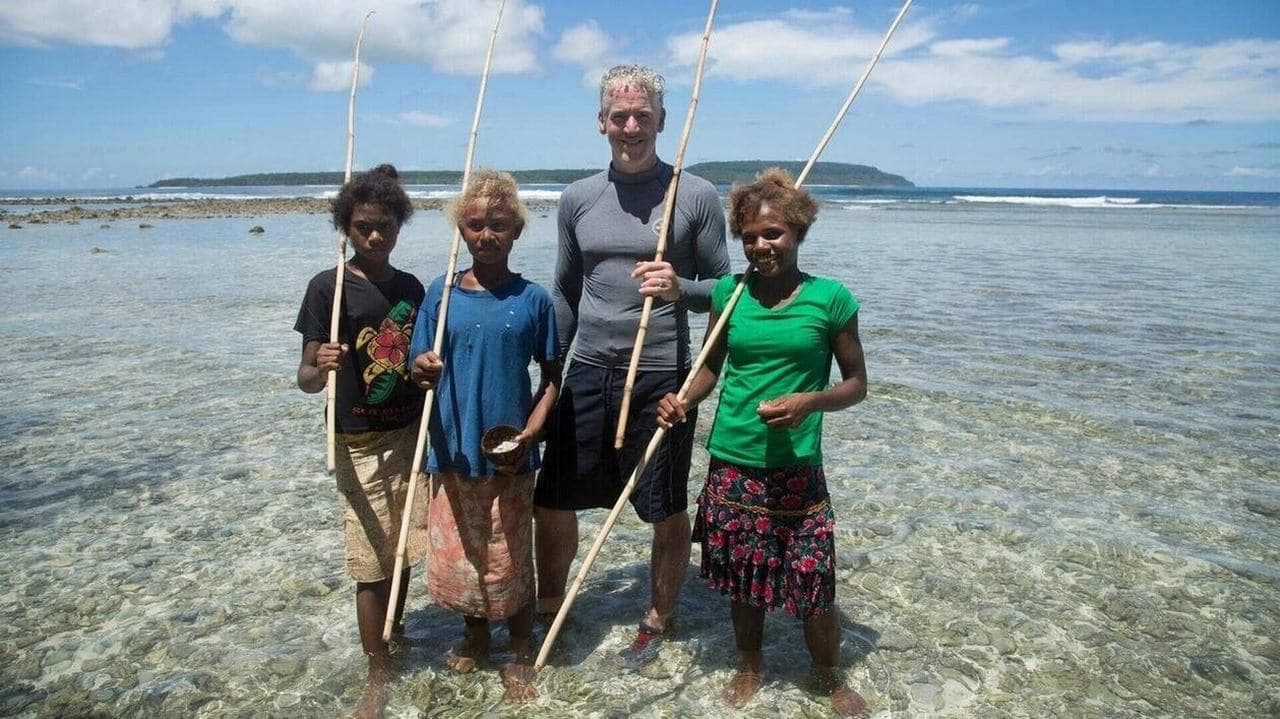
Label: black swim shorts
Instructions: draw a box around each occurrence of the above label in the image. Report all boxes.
[534,361,696,523]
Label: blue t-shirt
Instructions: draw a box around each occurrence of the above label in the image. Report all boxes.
[408,272,558,478]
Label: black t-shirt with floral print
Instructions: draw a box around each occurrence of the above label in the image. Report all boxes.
[295,267,425,433]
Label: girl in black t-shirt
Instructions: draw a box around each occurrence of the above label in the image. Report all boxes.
[294,164,424,719]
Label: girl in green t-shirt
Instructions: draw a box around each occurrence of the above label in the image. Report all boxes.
[656,168,868,716]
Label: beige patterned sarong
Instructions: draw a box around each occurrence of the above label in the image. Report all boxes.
[426,471,535,619]
[334,425,428,582]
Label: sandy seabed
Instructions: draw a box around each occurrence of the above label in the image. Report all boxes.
[1,203,1277,718]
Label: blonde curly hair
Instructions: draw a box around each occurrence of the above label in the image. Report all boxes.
[447,168,528,229]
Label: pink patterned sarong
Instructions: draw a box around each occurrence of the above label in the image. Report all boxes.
[426,471,535,619]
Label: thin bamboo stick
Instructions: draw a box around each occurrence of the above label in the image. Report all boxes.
[326,11,375,473]
[535,0,914,671]
[382,0,507,642]
[534,285,740,671]
[613,0,719,450]
[794,0,913,187]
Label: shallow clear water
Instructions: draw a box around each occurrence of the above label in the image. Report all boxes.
[1,200,1277,717]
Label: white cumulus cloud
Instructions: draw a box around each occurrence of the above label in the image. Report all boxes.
[665,9,1280,123]
[1,0,184,48]
[1028,164,1068,177]
[397,111,451,128]
[308,60,373,93]
[931,37,1009,57]
[666,8,933,88]
[887,37,1280,122]
[219,0,543,76]
[1227,165,1278,178]
[552,20,608,65]
[551,20,619,89]
[26,77,83,90]
[17,166,59,185]
[0,0,544,89]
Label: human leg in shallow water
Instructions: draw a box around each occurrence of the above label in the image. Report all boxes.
[616,511,691,668]
[351,570,410,719]
[533,506,577,621]
[803,608,869,718]
[721,600,767,707]
[500,601,538,702]
[446,615,491,673]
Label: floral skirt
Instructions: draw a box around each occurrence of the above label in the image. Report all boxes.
[694,459,836,618]
[426,471,535,620]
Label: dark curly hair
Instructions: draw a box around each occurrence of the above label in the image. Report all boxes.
[728,167,819,243]
[330,163,414,233]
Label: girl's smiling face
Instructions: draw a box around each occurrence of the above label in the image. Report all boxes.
[738,202,800,278]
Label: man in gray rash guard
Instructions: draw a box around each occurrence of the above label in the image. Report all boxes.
[534,64,729,668]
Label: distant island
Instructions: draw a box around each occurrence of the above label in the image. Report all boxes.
[147,161,912,188]
[688,161,912,187]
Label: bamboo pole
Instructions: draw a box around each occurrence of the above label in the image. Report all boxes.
[534,289,739,672]
[535,0,914,671]
[793,0,913,186]
[382,0,507,642]
[613,0,719,450]
[326,11,375,473]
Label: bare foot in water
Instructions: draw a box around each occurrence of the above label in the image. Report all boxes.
[721,669,764,708]
[349,674,390,719]
[500,662,539,702]
[812,667,869,718]
[445,622,490,673]
[389,628,412,653]
[830,685,869,718]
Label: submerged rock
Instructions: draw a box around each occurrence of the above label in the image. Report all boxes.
[876,626,918,651]
[1244,497,1280,519]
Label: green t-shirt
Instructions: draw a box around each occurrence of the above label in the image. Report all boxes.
[706,273,859,468]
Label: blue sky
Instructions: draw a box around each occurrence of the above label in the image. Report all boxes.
[2,0,1277,191]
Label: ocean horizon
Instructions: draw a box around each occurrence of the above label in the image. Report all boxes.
[4,183,1279,213]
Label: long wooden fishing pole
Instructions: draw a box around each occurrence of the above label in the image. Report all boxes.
[613,0,719,450]
[535,0,914,672]
[382,0,507,642]
[534,297,733,672]
[326,11,375,473]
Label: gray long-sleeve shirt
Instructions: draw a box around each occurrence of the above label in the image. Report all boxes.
[554,160,730,371]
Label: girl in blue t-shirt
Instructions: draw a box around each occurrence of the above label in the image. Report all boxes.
[408,169,560,702]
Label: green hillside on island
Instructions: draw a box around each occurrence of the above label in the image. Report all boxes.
[147,161,912,188]
[685,161,912,187]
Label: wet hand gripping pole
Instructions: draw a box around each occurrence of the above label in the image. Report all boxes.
[382,0,508,642]
[326,11,375,473]
[535,0,915,673]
